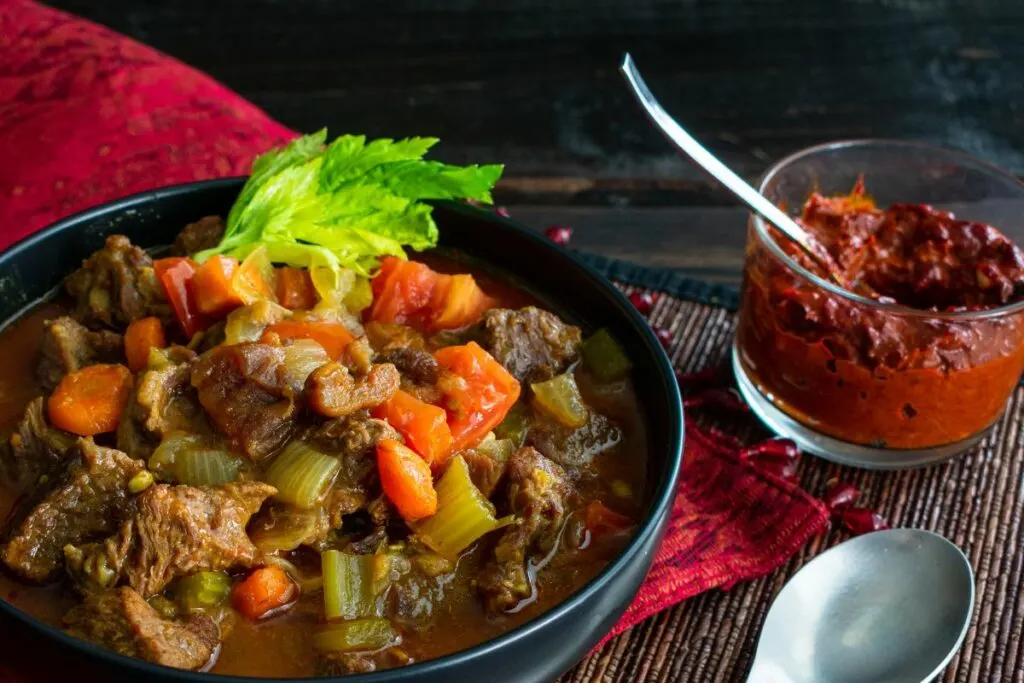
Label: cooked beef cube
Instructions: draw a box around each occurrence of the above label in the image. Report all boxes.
[37,316,124,390]
[318,653,389,677]
[306,362,400,418]
[0,397,76,489]
[312,414,399,512]
[310,414,402,459]
[346,525,389,555]
[477,447,570,612]
[2,439,144,582]
[67,482,274,597]
[462,448,509,499]
[64,235,172,329]
[527,412,622,471]
[480,307,582,383]
[193,319,227,353]
[343,336,374,376]
[118,347,204,460]
[192,343,299,459]
[172,216,225,257]
[364,321,426,353]
[375,347,439,386]
[64,587,219,670]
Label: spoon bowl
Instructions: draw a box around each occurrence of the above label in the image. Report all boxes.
[748,529,974,683]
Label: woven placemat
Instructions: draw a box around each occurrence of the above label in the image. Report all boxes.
[557,275,1024,683]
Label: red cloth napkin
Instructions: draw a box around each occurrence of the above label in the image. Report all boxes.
[0,1,830,678]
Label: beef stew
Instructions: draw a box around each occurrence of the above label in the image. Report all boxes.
[0,222,647,677]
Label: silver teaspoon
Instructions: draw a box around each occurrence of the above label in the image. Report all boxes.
[746,529,974,683]
[619,53,850,288]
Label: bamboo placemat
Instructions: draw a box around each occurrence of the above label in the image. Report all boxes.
[560,287,1024,683]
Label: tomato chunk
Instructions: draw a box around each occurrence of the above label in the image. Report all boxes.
[154,257,206,338]
[433,342,520,450]
[372,390,453,468]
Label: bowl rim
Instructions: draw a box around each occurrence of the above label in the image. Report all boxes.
[751,138,1024,321]
[0,178,685,683]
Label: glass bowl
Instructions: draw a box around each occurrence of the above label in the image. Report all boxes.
[732,140,1024,469]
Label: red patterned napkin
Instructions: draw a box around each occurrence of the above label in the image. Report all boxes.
[0,1,830,679]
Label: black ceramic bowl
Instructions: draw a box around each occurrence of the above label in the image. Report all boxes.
[0,179,683,683]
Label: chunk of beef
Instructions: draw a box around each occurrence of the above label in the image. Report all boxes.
[312,414,399,512]
[118,347,204,460]
[64,587,219,670]
[461,448,508,499]
[375,347,439,386]
[364,321,426,353]
[2,440,144,582]
[306,362,400,418]
[249,414,394,553]
[192,344,299,460]
[0,397,75,490]
[527,412,622,472]
[37,317,124,390]
[64,235,171,329]
[477,447,571,612]
[310,414,402,459]
[318,653,397,677]
[172,216,225,257]
[480,307,582,383]
[67,481,274,597]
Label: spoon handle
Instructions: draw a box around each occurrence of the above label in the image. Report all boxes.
[618,53,830,272]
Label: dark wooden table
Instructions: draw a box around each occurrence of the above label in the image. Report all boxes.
[46,0,1024,285]
[44,1,1024,680]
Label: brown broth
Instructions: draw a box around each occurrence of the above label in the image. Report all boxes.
[0,258,648,678]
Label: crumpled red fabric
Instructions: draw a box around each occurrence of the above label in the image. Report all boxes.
[0,1,830,679]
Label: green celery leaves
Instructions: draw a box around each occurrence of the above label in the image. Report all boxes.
[195,131,503,279]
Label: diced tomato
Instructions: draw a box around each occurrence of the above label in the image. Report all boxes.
[428,273,498,331]
[433,342,520,450]
[153,257,206,338]
[261,321,356,359]
[193,255,244,317]
[372,390,453,468]
[368,257,442,326]
[276,267,318,310]
[368,256,497,331]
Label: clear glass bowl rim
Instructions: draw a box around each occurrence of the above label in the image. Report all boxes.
[752,138,1024,321]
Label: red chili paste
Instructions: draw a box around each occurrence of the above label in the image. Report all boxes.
[737,183,1024,449]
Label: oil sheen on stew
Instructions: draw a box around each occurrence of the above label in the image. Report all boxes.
[0,218,647,678]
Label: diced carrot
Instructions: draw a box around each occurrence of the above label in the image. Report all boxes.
[367,257,442,326]
[433,342,521,450]
[275,267,318,310]
[428,273,497,331]
[261,321,356,359]
[48,364,134,436]
[583,501,635,538]
[372,390,453,468]
[153,257,206,338]
[232,245,278,305]
[377,439,438,521]
[232,566,297,621]
[193,255,244,317]
[124,317,167,373]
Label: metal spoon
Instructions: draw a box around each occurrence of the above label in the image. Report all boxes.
[619,53,848,287]
[746,529,974,683]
